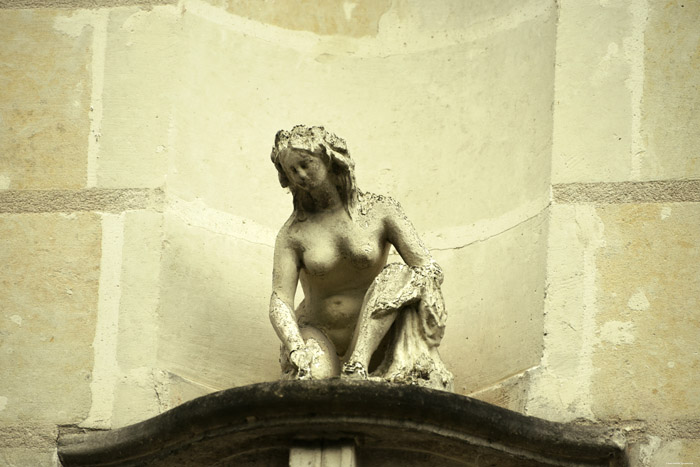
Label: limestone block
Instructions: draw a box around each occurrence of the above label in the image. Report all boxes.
[205,0,546,40]
[0,9,92,189]
[208,0,391,37]
[438,210,548,395]
[527,203,700,422]
[166,371,215,408]
[111,368,168,429]
[110,210,163,427]
[96,6,180,188]
[112,370,216,429]
[383,0,544,36]
[468,370,531,413]
[116,210,162,370]
[0,424,58,467]
[157,211,280,389]
[0,449,57,467]
[0,213,100,424]
[592,203,700,420]
[551,0,639,183]
[357,11,555,233]
[169,3,554,233]
[641,0,700,180]
[627,437,700,467]
[526,204,601,422]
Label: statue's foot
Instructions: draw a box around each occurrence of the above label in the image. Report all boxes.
[341,361,368,380]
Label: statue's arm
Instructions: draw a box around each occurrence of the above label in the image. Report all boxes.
[269,230,306,355]
[382,197,440,275]
[381,196,447,344]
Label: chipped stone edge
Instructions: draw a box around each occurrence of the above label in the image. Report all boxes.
[0,188,164,214]
[552,180,700,204]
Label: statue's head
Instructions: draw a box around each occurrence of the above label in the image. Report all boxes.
[271,125,358,214]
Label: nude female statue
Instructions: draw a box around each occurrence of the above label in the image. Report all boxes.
[269,125,452,390]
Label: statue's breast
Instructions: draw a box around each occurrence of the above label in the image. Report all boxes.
[298,222,386,278]
[301,237,340,277]
[339,234,383,270]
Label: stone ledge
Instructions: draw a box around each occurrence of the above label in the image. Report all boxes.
[0,0,175,8]
[552,179,700,204]
[58,380,626,466]
[0,188,164,213]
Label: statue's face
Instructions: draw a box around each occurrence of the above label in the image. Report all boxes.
[279,148,330,192]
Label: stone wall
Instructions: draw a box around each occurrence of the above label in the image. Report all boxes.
[0,5,167,464]
[523,0,700,465]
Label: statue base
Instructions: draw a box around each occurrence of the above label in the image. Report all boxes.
[58,380,626,466]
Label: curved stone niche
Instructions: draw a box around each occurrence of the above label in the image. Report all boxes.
[58,380,626,466]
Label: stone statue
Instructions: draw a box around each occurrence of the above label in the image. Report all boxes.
[269,125,453,391]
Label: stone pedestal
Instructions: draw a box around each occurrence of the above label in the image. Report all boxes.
[58,380,626,466]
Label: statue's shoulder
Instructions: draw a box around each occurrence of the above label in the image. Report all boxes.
[358,192,405,220]
[275,214,300,245]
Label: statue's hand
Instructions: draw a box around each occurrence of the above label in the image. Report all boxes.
[289,347,313,379]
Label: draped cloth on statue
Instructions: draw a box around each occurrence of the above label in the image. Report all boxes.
[281,262,454,391]
[366,262,453,391]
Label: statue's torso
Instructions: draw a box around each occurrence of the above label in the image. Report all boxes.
[288,204,390,357]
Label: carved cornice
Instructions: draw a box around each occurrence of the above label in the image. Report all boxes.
[58,380,626,466]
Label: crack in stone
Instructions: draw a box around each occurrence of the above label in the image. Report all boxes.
[430,203,550,252]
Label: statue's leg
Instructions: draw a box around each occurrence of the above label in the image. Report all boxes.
[299,326,340,378]
[344,264,417,375]
[346,309,397,371]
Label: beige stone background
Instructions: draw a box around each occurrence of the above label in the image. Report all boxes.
[0,0,698,465]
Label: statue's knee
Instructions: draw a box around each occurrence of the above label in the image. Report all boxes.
[299,326,340,378]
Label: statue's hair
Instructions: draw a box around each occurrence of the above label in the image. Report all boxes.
[270,125,358,216]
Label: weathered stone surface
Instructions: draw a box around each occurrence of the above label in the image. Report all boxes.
[157,211,280,389]
[0,188,164,214]
[550,0,638,183]
[0,424,58,467]
[0,213,100,423]
[111,369,167,429]
[97,6,179,188]
[439,210,547,395]
[526,204,599,422]
[552,0,700,183]
[170,3,555,233]
[527,204,700,422]
[209,0,392,38]
[166,372,215,409]
[58,380,626,466]
[0,9,92,189]
[592,203,700,420]
[628,437,700,467]
[468,370,532,413]
[116,210,162,371]
[641,0,700,180]
[110,210,165,428]
[552,180,700,204]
